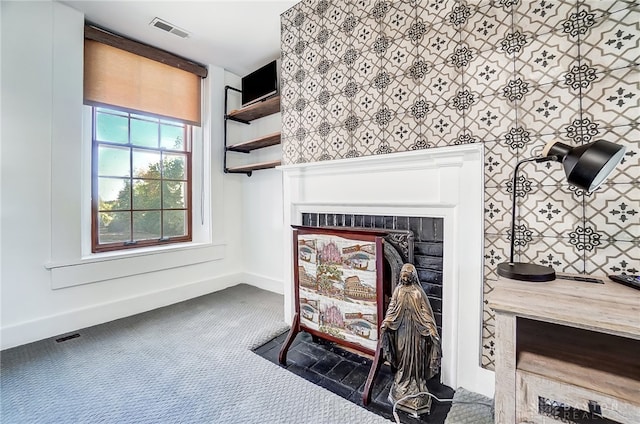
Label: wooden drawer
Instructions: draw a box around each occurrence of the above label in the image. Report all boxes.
[515,370,640,424]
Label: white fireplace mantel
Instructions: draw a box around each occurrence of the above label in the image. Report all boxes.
[279,144,495,398]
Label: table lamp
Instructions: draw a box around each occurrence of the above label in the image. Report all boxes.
[497,139,626,282]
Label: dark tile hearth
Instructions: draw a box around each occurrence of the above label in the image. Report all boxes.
[253,331,454,424]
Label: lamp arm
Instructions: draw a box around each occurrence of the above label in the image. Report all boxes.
[507,156,557,264]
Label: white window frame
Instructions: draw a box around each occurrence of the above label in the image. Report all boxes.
[46,50,226,289]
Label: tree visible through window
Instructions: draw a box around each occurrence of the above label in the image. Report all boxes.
[92,106,191,252]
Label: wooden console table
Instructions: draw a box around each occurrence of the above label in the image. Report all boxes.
[488,275,640,423]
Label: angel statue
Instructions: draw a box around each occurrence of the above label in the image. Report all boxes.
[380,263,441,416]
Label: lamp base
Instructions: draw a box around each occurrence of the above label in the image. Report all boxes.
[497,262,556,282]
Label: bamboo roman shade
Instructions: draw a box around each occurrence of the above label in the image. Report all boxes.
[84,31,204,126]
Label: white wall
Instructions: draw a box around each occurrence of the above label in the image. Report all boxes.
[225,71,285,294]
[240,167,284,293]
[0,1,246,349]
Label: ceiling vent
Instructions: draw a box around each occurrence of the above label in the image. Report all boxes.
[149,17,190,39]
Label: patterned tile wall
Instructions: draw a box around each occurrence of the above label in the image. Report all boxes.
[280,0,639,370]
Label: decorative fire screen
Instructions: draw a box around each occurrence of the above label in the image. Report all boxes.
[280,226,386,359]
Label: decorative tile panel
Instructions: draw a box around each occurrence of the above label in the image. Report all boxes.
[421,62,463,106]
[516,81,581,136]
[282,139,296,164]
[418,20,461,66]
[377,36,417,76]
[385,112,421,151]
[325,125,351,159]
[280,0,640,373]
[580,65,640,128]
[514,0,578,36]
[519,184,585,238]
[484,234,510,281]
[584,239,640,276]
[520,237,586,274]
[462,2,514,54]
[352,18,380,51]
[353,123,384,156]
[514,29,580,86]
[465,93,517,142]
[324,1,348,29]
[416,0,464,25]
[381,1,416,40]
[577,0,638,18]
[579,7,640,70]
[560,3,598,41]
[484,139,518,188]
[420,102,465,143]
[484,187,512,235]
[481,321,496,368]
[585,182,639,241]
[303,101,324,130]
[353,83,382,121]
[466,47,515,97]
[353,48,382,81]
[385,72,422,111]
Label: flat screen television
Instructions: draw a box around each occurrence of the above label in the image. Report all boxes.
[241,60,279,108]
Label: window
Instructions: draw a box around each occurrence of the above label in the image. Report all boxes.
[92,107,192,252]
[83,24,208,253]
[45,17,219,288]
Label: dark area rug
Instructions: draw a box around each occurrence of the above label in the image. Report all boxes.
[253,331,455,423]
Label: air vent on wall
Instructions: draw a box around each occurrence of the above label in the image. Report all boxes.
[149,17,190,38]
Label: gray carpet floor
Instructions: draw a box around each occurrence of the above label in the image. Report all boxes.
[1,284,391,423]
[443,388,493,424]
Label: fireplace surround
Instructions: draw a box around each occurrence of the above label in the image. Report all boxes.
[279,144,494,397]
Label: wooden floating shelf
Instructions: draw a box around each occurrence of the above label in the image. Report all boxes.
[227,132,281,153]
[226,160,281,173]
[228,95,281,122]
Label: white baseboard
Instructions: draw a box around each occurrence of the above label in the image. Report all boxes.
[241,272,284,295]
[0,273,243,350]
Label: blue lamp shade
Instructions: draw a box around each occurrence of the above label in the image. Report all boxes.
[497,139,626,282]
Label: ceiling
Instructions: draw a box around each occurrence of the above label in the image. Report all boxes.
[59,0,298,77]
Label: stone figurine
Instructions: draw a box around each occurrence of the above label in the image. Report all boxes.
[380,263,441,416]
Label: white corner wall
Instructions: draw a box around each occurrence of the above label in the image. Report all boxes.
[224,71,285,294]
[239,167,285,293]
[0,1,246,350]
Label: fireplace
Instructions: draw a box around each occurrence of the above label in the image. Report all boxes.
[280,145,494,397]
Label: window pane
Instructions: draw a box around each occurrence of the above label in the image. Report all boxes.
[163,181,186,209]
[96,111,128,144]
[132,179,161,210]
[131,118,159,148]
[163,210,187,237]
[98,146,130,177]
[162,154,187,180]
[92,105,192,252]
[98,177,130,210]
[160,124,185,150]
[133,211,161,241]
[99,211,131,243]
[132,149,161,178]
